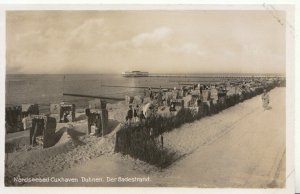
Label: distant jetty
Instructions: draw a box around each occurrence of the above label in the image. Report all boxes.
[122,71,149,77]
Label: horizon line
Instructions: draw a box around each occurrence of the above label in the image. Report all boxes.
[5,72,286,75]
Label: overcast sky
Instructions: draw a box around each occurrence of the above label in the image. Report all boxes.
[6,10,285,74]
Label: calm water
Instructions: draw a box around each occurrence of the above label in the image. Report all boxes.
[5,74,231,108]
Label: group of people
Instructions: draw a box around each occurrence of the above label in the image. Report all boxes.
[125,79,274,125]
[126,84,226,124]
[125,104,145,125]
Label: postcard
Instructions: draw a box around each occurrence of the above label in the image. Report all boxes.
[0,3,296,194]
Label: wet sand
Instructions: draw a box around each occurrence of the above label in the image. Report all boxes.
[23,87,285,187]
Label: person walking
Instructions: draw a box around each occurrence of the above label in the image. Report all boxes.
[261,89,270,110]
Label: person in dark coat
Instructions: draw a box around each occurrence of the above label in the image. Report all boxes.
[149,88,154,100]
[139,109,145,123]
[126,105,133,125]
[133,105,139,122]
[160,134,164,149]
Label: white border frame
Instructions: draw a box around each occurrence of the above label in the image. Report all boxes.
[0,2,297,194]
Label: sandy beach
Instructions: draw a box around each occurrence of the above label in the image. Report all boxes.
[4,87,284,187]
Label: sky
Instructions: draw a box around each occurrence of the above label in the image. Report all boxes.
[6,10,286,74]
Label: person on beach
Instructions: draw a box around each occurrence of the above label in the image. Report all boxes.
[201,86,211,115]
[133,105,140,123]
[22,113,27,131]
[94,114,101,136]
[261,89,270,110]
[139,108,145,123]
[63,111,69,122]
[172,87,178,100]
[179,87,185,98]
[126,105,133,125]
[22,113,32,131]
[60,111,68,123]
[169,100,176,112]
[149,88,154,100]
[157,88,163,106]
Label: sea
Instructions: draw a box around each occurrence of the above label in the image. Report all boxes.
[5,73,256,112]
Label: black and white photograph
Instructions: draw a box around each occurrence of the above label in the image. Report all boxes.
[0,3,296,192]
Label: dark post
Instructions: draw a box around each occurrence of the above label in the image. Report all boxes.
[85,108,91,135]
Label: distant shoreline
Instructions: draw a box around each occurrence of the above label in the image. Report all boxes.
[6,73,286,77]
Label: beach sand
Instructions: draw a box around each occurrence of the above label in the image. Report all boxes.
[5,87,285,187]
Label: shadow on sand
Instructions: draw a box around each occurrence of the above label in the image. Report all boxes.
[75,114,87,122]
[67,127,86,146]
[45,127,68,147]
[5,118,120,153]
[104,119,120,135]
[264,106,273,111]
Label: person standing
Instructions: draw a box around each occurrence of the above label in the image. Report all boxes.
[139,108,145,124]
[22,114,32,131]
[169,100,176,112]
[133,105,140,123]
[261,89,270,110]
[149,88,154,100]
[157,88,163,106]
[22,114,27,131]
[126,105,133,125]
